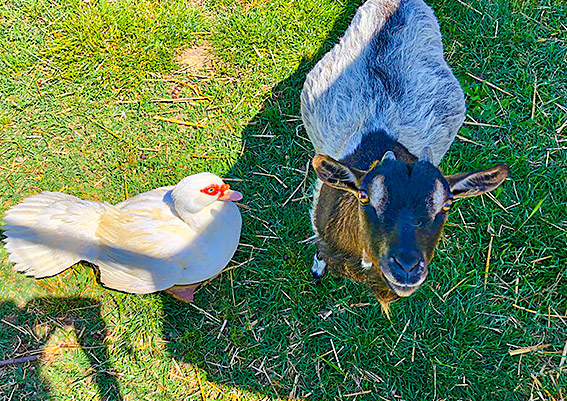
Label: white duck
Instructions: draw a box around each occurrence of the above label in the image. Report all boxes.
[2,173,242,301]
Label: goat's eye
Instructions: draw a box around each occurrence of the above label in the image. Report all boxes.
[358,189,370,204]
[442,199,453,212]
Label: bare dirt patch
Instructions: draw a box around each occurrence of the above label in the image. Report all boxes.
[175,44,214,72]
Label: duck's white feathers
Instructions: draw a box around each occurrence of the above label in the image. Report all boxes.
[3,192,106,277]
[95,190,241,293]
[3,184,242,294]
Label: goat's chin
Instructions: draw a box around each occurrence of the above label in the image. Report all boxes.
[387,282,422,297]
[378,262,428,297]
[381,270,428,297]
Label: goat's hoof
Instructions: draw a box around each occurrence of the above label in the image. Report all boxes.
[312,271,324,281]
[311,269,326,280]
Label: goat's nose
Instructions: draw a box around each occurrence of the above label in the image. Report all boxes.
[391,255,424,272]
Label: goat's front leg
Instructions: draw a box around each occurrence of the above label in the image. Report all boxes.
[311,238,331,279]
[311,253,345,284]
[310,240,341,280]
[311,252,327,279]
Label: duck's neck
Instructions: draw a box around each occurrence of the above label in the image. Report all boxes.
[178,202,222,231]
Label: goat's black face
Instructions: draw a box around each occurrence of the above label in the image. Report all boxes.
[358,159,450,297]
[313,151,508,299]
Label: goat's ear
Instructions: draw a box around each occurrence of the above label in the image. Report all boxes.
[313,154,365,193]
[445,163,509,199]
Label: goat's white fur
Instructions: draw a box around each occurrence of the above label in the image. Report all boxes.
[369,176,386,215]
[428,179,446,219]
[311,253,327,278]
[361,249,373,270]
[309,179,324,237]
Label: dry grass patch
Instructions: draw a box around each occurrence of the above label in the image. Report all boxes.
[176,44,215,72]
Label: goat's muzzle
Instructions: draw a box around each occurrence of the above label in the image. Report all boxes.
[380,253,428,297]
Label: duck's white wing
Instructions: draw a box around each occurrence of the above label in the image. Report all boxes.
[121,188,243,285]
[115,186,175,211]
[95,187,242,293]
[95,190,191,294]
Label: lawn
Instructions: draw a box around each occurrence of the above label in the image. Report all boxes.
[0,0,566,400]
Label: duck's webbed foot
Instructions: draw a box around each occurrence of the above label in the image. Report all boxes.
[165,283,201,302]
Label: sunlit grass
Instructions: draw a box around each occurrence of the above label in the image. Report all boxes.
[1,0,566,400]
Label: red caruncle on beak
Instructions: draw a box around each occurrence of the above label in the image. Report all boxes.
[200,183,243,202]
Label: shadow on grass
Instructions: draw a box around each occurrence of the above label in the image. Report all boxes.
[158,1,370,398]
[0,297,122,401]
[1,1,368,399]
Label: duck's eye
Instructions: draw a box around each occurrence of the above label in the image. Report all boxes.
[442,199,453,212]
[358,189,370,204]
[201,185,220,196]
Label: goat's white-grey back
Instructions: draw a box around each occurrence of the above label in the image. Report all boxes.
[301,0,465,166]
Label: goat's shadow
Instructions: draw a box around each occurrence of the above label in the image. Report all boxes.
[0,296,122,401]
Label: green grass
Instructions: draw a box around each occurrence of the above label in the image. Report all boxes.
[1,0,566,399]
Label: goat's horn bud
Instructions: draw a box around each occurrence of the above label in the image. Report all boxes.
[381,151,396,162]
[419,147,433,164]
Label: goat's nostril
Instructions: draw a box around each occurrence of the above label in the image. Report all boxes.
[410,259,425,272]
[392,256,408,272]
[392,256,424,272]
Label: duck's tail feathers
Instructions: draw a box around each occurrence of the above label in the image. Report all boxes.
[3,192,107,278]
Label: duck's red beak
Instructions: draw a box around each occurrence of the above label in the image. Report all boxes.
[218,184,243,201]
[218,189,243,201]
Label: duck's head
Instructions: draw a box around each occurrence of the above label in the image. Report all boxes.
[171,172,243,214]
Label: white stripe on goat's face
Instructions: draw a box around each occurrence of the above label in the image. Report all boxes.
[428,179,447,220]
[369,176,386,216]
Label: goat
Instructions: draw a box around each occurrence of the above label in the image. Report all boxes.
[300,0,508,312]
